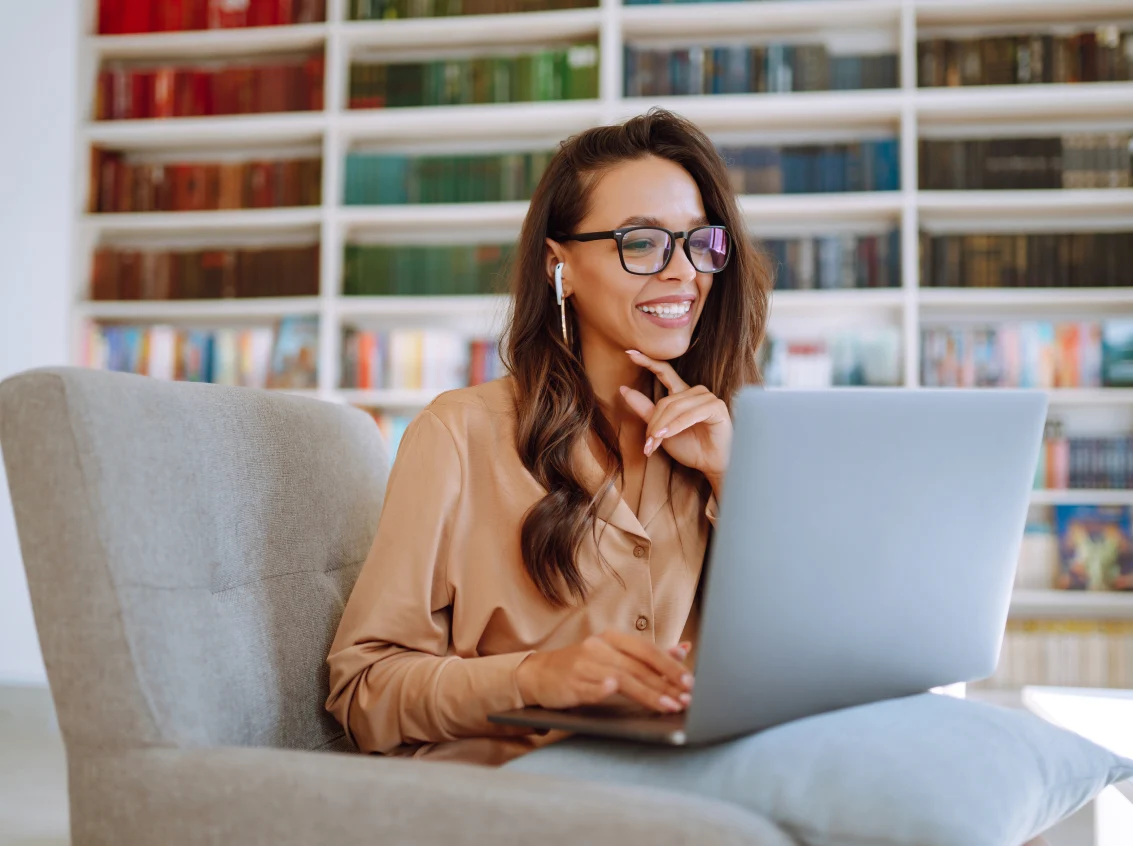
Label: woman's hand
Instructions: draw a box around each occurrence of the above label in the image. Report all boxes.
[619,349,733,498]
[515,631,694,713]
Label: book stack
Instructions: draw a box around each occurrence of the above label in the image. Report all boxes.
[91,244,320,300]
[95,54,326,120]
[83,316,319,389]
[344,151,552,205]
[764,231,900,290]
[342,328,504,390]
[343,243,512,296]
[97,0,327,33]
[90,153,322,213]
[920,232,1132,289]
[920,319,1133,389]
[348,45,599,108]
[624,44,898,96]
[720,141,900,194]
[972,620,1133,690]
[759,327,902,388]
[918,27,1133,87]
[919,135,1133,191]
[1035,422,1133,491]
[349,0,594,19]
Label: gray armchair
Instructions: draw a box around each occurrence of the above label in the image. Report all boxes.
[0,367,793,846]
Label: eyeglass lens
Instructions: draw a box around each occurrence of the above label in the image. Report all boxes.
[620,227,729,274]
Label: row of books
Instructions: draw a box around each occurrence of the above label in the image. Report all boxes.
[341,328,504,390]
[919,136,1132,191]
[95,56,325,120]
[90,245,319,301]
[358,409,415,456]
[624,45,898,97]
[759,327,902,389]
[918,29,1132,88]
[920,232,1132,290]
[1037,424,1133,492]
[344,151,553,205]
[349,0,593,18]
[920,321,1133,389]
[766,231,900,291]
[1017,505,1133,592]
[343,243,511,296]
[83,316,319,389]
[97,0,326,33]
[348,46,599,109]
[90,153,322,214]
[719,141,900,195]
[971,620,1133,691]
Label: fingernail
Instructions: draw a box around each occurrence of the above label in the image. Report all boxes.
[681,673,695,690]
[659,695,680,712]
[644,437,653,454]
[626,349,641,356]
[655,428,668,438]
[619,385,628,395]
[678,693,692,706]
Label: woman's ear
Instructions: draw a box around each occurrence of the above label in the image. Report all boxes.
[544,238,568,294]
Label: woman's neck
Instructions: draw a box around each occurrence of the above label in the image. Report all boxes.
[580,335,651,431]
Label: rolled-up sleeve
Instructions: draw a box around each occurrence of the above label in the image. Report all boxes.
[325,410,533,754]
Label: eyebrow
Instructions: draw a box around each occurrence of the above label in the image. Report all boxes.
[615,214,712,229]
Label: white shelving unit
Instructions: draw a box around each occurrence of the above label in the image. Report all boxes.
[73,1,1133,430]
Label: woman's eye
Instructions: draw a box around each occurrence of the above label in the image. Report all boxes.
[624,239,656,252]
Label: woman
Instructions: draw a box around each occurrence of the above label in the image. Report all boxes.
[326,107,771,767]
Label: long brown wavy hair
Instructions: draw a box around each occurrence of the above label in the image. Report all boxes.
[501,107,772,607]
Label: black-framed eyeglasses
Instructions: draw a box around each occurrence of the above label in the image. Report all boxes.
[555,225,732,276]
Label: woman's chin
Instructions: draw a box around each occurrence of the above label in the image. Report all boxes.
[632,333,692,362]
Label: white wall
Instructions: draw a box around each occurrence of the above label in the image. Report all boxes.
[0,0,80,685]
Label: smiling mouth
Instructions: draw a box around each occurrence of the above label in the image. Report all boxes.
[636,301,693,319]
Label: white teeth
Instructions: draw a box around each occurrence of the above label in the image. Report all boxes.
[638,302,692,318]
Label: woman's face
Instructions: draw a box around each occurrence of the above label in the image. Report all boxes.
[547,155,716,364]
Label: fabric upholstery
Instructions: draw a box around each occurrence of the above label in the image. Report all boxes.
[0,367,792,845]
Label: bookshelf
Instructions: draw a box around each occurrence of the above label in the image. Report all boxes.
[75,0,1133,632]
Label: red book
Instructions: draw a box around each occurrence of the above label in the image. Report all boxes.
[119,0,152,33]
[97,153,120,213]
[152,68,176,118]
[97,0,124,34]
[260,64,287,113]
[248,162,273,207]
[249,0,279,26]
[209,0,250,29]
[95,70,112,120]
[304,55,325,111]
[155,0,187,31]
[276,0,294,25]
[193,69,213,116]
[186,0,210,30]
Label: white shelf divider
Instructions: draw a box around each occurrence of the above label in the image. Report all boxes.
[1010,589,1133,620]
[1030,490,1133,507]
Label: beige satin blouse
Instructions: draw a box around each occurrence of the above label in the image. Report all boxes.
[325,376,716,766]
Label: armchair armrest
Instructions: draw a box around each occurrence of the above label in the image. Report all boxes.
[72,746,795,845]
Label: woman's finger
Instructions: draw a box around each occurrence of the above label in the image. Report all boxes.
[645,390,714,441]
[610,672,685,713]
[625,349,690,394]
[601,648,690,703]
[619,385,656,425]
[602,630,694,691]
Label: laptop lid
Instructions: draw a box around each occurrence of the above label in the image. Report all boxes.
[683,388,1048,745]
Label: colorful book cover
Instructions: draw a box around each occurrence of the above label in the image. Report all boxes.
[1054,504,1133,591]
[267,315,318,389]
[1102,320,1133,387]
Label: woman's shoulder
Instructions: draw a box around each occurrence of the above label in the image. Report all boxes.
[420,377,518,445]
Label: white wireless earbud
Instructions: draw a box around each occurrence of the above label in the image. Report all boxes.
[554,262,565,305]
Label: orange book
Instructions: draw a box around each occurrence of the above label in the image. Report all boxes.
[1055,323,1080,388]
[217,163,245,209]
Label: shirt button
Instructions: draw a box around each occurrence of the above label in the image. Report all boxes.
[635,616,649,631]
[633,545,647,558]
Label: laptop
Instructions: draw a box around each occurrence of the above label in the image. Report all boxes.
[489,387,1048,746]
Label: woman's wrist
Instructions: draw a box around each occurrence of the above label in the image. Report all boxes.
[515,651,541,706]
